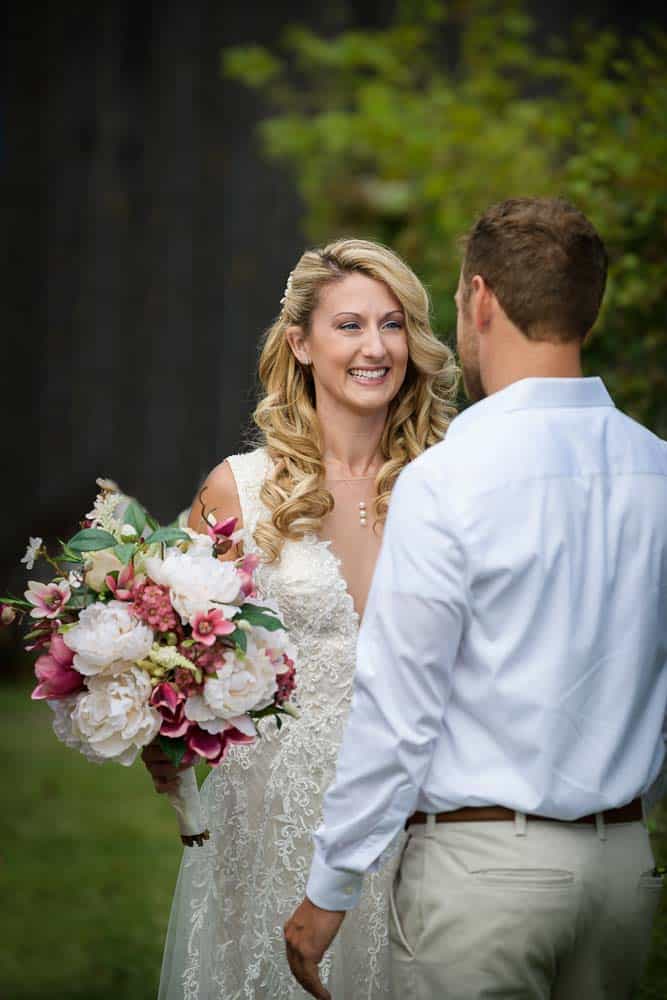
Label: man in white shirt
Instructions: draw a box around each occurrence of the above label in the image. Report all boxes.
[284,198,667,999]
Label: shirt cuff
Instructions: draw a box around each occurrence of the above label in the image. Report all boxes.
[306,852,364,911]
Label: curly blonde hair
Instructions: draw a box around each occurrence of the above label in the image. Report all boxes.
[252,238,459,562]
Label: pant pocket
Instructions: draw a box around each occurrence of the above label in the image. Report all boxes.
[389,871,415,959]
[389,835,424,960]
[470,867,576,890]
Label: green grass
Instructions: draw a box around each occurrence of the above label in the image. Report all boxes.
[1,680,186,1000]
[1,679,665,999]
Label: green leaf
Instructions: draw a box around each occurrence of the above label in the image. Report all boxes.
[123,500,147,535]
[144,527,190,546]
[112,543,136,565]
[67,528,117,553]
[228,627,247,653]
[236,603,283,631]
[23,626,48,641]
[145,512,159,532]
[158,736,187,767]
[57,539,84,563]
[66,592,95,610]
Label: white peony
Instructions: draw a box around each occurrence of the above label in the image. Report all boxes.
[48,695,107,764]
[62,600,153,676]
[143,547,242,625]
[69,666,161,766]
[190,638,278,721]
[183,694,257,737]
[251,624,297,675]
[242,598,297,674]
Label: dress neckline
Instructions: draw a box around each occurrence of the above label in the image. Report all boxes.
[309,532,363,628]
[255,446,367,625]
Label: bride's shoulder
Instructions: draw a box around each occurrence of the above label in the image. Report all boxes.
[188,447,271,537]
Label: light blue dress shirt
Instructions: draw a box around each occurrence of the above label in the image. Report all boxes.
[307,377,667,911]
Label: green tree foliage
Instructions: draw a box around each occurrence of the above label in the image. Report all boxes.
[224,0,667,434]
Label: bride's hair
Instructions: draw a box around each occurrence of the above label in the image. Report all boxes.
[252,238,459,562]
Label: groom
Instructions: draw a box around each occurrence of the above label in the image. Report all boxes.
[284,197,667,999]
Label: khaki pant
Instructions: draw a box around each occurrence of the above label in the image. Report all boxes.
[389,815,663,999]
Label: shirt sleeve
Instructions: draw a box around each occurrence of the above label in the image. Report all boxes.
[306,459,468,911]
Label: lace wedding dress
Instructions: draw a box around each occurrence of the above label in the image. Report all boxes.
[158,448,401,999]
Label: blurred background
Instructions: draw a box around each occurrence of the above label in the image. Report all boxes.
[1,1,666,997]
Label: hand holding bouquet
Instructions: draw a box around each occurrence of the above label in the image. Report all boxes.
[2,480,298,845]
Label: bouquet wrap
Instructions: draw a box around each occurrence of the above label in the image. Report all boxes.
[167,766,209,846]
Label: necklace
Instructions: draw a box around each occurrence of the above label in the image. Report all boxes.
[327,475,375,527]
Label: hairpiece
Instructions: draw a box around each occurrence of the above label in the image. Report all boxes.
[280,271,294,307]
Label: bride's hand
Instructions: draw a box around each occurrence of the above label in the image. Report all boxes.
[142,742,188,794]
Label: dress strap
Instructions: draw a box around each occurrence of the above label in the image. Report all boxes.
[226,447,273,551]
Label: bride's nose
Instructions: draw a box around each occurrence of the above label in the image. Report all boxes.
[359,326,388,360]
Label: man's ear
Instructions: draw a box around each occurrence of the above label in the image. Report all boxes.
[285,325,311,365]
[471,275,494,333]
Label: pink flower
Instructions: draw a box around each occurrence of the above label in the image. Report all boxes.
[132,581,179,633]
[206,516,238,544]
[0,604,16,626]
[183,723,254,766]
[203,515,239,556]
[149,681,193,738]
[25,580,71,620]
[237,554,259,598]
[105,563,136,601]
[191,609,235,647]
[275,657,297,705]
[31,634,85,700]
[25,618,62,651]
[173,666,204,696]
[194,647,225,676]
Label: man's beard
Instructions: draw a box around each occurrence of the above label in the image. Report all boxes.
[459,325,486,403]
[461,360,486,404]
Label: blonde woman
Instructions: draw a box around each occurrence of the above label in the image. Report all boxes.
[151,238,458,999]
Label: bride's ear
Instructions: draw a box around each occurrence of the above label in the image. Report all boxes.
[285,325,311,366]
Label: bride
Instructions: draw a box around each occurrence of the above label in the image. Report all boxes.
[146,238,458,998]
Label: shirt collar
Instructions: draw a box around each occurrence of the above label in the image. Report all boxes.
[447,377,615,441]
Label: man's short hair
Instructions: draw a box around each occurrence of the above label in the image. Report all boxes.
[461,198,608,342]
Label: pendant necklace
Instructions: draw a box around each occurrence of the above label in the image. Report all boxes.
[327,474,376,528]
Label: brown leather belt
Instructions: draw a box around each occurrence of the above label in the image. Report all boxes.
[406,797,642,828]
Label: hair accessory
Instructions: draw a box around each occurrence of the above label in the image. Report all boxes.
[280,271,294,307]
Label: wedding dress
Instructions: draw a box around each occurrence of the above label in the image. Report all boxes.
[158,447,401,999]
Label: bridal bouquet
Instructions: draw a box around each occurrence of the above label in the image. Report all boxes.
[1,480,298,846]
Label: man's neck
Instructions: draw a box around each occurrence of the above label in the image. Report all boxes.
[484,339,583,397]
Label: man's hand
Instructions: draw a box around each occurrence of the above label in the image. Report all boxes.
[284,896,346,999]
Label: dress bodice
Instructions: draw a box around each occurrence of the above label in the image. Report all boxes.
[228,448,362,720]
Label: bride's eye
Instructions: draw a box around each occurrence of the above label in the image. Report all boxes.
[339,322,361,332]
[383,320,404,330]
